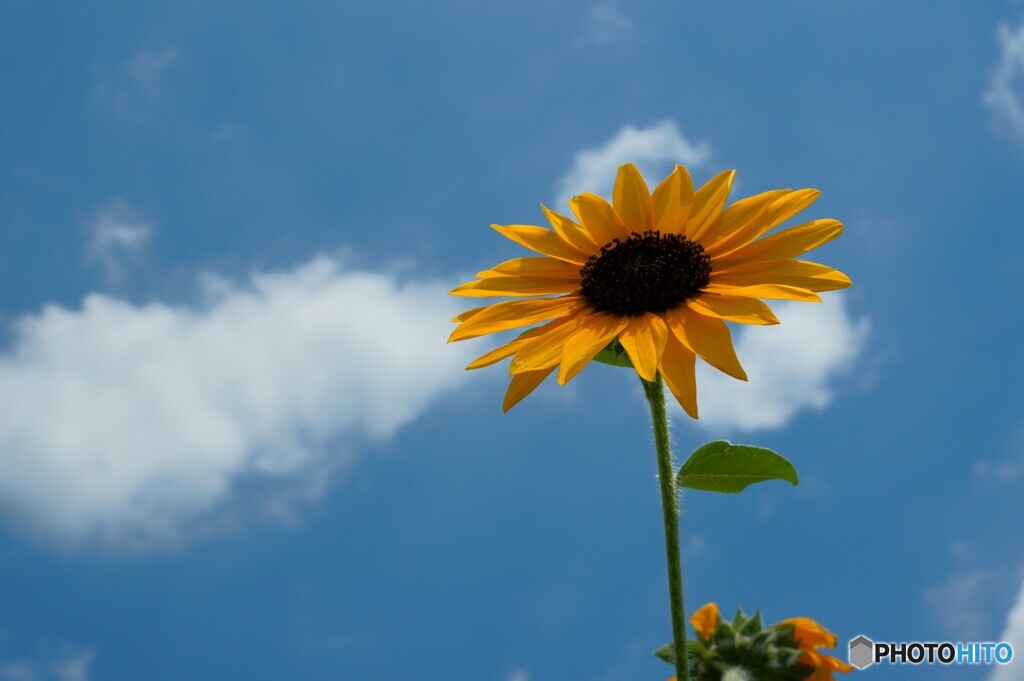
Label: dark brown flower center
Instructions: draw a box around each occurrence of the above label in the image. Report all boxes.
[578,230,711,316]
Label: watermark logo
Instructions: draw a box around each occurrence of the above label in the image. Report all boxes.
[848,635,1013,669]
[848,636,873,669]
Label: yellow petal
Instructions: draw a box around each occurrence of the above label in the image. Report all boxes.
[452,305,486,323]
[465,319,566,370]
[569,192,628,246]
[687,294,779,325]
[665,306,747,380]
[450,277,580,298]
[696,190,786,249]
[617,312,668,381]
[503,367,556,412]
[659,332,698,419]
[652,164,695,235]
[612,163,654,231]
[780,617,838,650]
[686,170,736,240]
[690,603,720,641]
[715,219,843,266]
[702,283,823,302]
[799,649,854,681]
[448,295,584,342]
[509,315,584,373]
[557,312,628,385]
[491,224,589,264]
[765,188,822,228]
[466,338,532,370]
[542,204,599,255]
[477,256,582,279]
[710,259,851,292]
[706,188,820,257]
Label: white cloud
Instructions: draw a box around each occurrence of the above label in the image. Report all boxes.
[989,577,1024,680]
[0,647,93,681]
[96,47,178,119]
[0,256,471,550]
[975,426,1024,482]
[125,48,178,97]
[555,120,710,208]
[686,532,707,557]
[506,671,529,681]
[690,297,869,431]
[975,456,1023,482]
[924,569,990,640]
[984,22,1024,140]
[84,199,154,282]
[573,0,634,49]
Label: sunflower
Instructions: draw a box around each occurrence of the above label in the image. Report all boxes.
[669,603,852,681]
[448,163,850,416]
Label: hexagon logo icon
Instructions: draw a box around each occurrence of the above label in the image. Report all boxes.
[848,635,874,670]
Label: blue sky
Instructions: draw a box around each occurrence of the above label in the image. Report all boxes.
[2,1,1024,680]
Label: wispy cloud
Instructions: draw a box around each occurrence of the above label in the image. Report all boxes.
[96,47,178,120]
[924,569,991,640]
[573,0,635,50]
[975,455,1024,482]
[989,576,1024,680]
[975,426,1024,482]
[83,199,154,282]
[691,297,869,431]
[0,646,93,681]
[984,22,1024,140]
[125,48,178,97]
[0,255,472,550]
[555,120,709,208]
[506,670,529,681]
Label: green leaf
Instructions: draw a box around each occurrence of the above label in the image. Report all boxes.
[653,643,705,674]
[731,607,748,630]
[676,441,799,494]
[593,339,633,368]
[653,643,674,664]
[742,610,764,635]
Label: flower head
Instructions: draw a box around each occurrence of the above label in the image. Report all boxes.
[662,603,852,681]
[449,163,850,415]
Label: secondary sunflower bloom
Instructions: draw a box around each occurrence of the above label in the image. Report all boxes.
[448,163,850,415]
[668,604,852,681]
[780,617,855,681]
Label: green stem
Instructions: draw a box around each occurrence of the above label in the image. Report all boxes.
[641,374,690,681]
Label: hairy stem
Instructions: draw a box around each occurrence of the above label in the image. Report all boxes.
[642,374,690,681]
